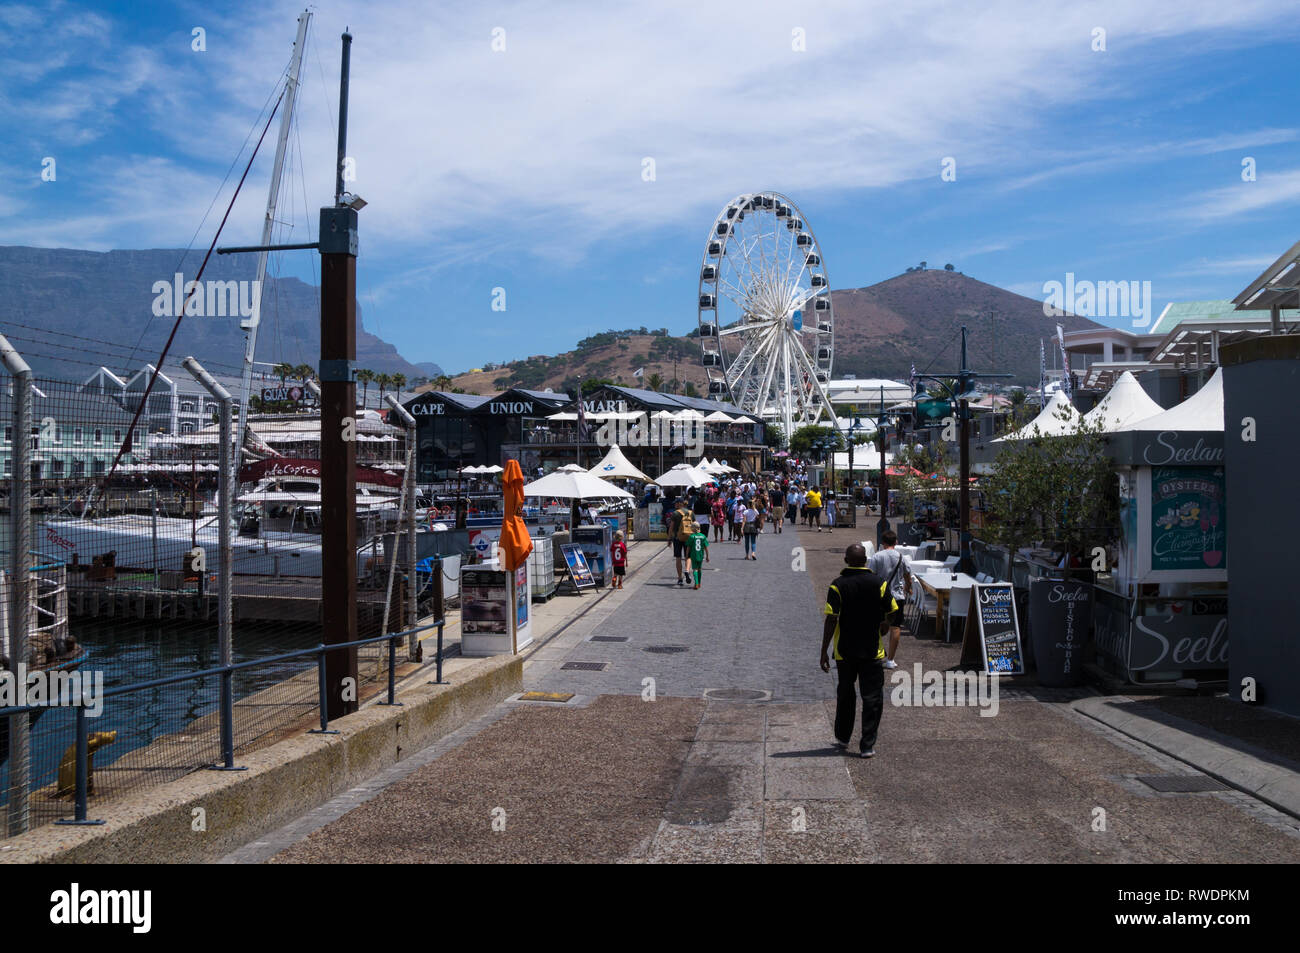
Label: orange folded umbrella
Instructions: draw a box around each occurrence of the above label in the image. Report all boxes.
[499,458,534,571]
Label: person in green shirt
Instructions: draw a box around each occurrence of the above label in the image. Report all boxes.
[687,523,710,589]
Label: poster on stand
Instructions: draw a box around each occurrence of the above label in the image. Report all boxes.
[1149,466,1226,572]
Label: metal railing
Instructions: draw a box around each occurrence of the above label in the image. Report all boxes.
[0,616,447,827]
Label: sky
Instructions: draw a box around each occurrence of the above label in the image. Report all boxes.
[8,0,1300,375]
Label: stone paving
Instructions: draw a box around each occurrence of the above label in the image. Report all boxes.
[238,518,1300,863]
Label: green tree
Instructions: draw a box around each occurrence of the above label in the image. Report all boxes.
[580,378,613,394]
[789,424,843,456]
[647,372,664,392]
[273,362,294,385]
[390,372,407,403]
[433,374,453,391]
[763,422,785,449]
[979,408,1118,577]
[683,381,699,398]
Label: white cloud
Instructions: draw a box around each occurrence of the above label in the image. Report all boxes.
[6,0,1300,267]
[1175,168,1300,224]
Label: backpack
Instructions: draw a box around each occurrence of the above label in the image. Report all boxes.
[676,511,694,542]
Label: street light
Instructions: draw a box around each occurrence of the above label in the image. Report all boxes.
[910,324,1012,574]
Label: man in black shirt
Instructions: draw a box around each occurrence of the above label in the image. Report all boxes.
[820,543,897,757]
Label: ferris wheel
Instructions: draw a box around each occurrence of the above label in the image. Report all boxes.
[696,191,836,441]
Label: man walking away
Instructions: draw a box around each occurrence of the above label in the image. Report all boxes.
[687,520,710,589]
[669,499,692,586]
[867,530,911,669]
[806,485,823,532]
[820,543,896,758]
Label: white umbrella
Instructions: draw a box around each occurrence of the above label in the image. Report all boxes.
[675,409,706,420]
[651,410,677,420]
[655,466,713,488]
[522,470,634,500]
[481,465,504,474]
[704,411,734,422]
[461,465,483,474]
[556,463,588,473]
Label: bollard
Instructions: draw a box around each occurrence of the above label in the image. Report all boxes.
[54,704,105,826]
[206,667,247,771]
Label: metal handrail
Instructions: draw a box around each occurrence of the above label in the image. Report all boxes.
[3,615,448,826]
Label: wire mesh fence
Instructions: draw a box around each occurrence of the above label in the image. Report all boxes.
[1,368,421,837]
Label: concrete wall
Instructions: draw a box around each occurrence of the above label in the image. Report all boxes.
[1,652,523,863]
[1221,337,1300,717]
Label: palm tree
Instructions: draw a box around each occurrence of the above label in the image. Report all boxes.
[295,363,316,384]
[356,369,374,407]
[433,374,453,391]
[647,372,664,392]
[376,372,391,404]
[390,372,406,403]
[273,362,294,385]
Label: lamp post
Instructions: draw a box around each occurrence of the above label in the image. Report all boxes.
[910,325,1012,574]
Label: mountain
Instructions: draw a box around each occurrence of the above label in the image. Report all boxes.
[827,268,1102,383]
[0,246,432,382]
[441,269,1103,395]
[413,361,444,379]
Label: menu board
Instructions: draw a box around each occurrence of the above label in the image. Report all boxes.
[461,568,508,635]
[561,544,595,589]
[967,583,1025,675]
[1150,466,1226,571]
[515,565,529,627]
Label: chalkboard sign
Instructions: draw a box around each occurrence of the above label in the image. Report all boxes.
[1028,578,1091,686]
[962,583,1025,675]
[561,544,595,590]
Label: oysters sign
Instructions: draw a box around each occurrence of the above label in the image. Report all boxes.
[1150,466,1225,572]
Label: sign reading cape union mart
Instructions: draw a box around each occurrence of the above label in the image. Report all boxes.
[1150,466,1225,572]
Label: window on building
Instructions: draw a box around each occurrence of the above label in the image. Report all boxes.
[2,458,8,476]
[74,427,83,444]
[3,426,10,443]
[181,422,195,434]
[181,401,196,414]
[72,460,85,477]
[114,429,123,443]
[92,460,106,476]
[94,428,103,443]
[52,459,64,476]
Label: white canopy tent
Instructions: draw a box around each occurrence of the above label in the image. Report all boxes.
[587,444,652,482]
[1114,368,1224,434]
[994,390,1079,441]
[1081,371,1165,432]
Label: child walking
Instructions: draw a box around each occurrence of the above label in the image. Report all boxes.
[610,530,627,589]
[687,522,710,589]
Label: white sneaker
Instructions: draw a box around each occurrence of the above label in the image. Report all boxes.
[883,659,898,669]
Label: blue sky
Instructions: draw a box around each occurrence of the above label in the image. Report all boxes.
[8,0,1300,374]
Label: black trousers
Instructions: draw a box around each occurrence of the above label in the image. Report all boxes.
[834,658,884,751]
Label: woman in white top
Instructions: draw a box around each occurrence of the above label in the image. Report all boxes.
[742,502,760,559]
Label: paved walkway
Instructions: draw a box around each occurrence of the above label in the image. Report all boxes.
[228,522,1300,863]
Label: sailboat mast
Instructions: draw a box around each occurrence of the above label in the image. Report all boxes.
[237,9,312,455]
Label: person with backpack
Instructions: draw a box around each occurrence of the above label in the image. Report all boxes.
[867,530,912,670]
[668,500,692,586]
[732,492,747,543]
[820,543,897,758]
[686,520,710,589]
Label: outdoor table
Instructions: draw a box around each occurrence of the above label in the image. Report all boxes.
[916,572,977,637]
[908,559,946,574]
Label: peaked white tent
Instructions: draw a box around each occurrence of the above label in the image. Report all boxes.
[1115,368,1224,433]
[587,444,652,482]
[1082,371,1164,432]
[995,390,1079,441]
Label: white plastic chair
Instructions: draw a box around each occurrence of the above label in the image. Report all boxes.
[946,585,973,643]
[909,571,937,636]
[942,555,960,570]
